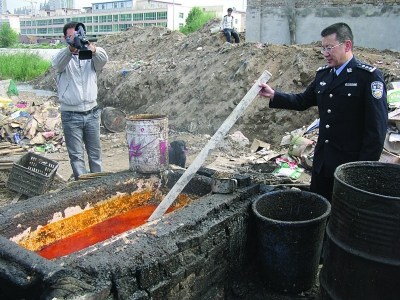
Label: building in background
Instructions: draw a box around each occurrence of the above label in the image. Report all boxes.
[7,0,247,43]
[0,0,7,14]
[49,0,75,10]
[18,0,192,40]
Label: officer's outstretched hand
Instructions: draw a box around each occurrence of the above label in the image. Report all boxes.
[258,82,275,99]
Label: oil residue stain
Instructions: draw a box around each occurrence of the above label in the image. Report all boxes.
[38,204,177,259]
[15,191,190,259]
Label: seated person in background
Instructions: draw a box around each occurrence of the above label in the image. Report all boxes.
[220,8,240,44]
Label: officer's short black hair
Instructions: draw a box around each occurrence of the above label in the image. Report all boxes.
[321,23,354,45]
[227,8,233,12]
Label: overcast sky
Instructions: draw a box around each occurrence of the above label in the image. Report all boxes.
[7,0,246,14]
[7,0,107,13]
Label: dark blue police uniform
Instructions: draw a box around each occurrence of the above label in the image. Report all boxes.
[269,56,388,200]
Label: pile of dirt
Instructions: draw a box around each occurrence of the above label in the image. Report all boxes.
[34,19,400,146]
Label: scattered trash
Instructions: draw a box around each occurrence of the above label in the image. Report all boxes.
[0,83,64,155]
[387,81,400,109]
[273,155,304,180]
[250,138,270,153]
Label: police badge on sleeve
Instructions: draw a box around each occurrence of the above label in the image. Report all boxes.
[371,81,384,99]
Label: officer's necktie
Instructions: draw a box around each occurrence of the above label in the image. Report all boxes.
[332,70,337,80]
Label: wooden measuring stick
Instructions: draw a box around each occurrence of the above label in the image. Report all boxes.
[148,70,272,222]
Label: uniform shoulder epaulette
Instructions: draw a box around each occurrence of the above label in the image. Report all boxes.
[356,62,376,72]
[316,65,330,72]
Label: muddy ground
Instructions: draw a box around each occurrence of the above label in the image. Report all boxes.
[0,19,399,299]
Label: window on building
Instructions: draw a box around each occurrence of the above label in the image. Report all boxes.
[94,16,99,23]
[157,11,167,20]
[53,18,65,25]
[179,23,184,28]
[144,12,156,20]
[132,13,143,21]
[37,20,47,26]
[113,15,119,22]
[120,13,132,21]
[99,25,112,32]
[179,12,184,19]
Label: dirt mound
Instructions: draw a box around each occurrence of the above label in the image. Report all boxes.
[34,20,400,146]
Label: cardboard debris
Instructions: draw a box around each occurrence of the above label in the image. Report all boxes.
[379,149,400,164]
[250,138,270,153]
[0,83,63,154]
[288,135,314,157]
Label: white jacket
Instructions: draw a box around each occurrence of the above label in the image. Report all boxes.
[221,15,235,30]
[52,46,108,112]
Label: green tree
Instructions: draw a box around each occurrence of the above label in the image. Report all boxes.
[180,7,215,35]
[0,24,19,48]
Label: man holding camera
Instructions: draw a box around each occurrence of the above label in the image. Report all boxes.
[52,22,108,180]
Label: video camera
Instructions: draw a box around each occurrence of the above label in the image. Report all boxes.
[66,23,92,60]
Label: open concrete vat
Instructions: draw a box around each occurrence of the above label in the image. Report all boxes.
[0,170,259,299]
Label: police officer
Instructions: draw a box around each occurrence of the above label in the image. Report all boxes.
[258,22,388,201]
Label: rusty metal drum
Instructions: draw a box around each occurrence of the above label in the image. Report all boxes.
[126,114,168,173]
[320,161,400,300]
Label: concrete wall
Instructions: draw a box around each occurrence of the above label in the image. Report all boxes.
[246,1,400,51]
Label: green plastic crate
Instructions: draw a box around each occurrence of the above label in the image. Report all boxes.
[7,152,59,197]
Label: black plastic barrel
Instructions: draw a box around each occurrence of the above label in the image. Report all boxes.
[252,190,331,293]
[320,161,400,300]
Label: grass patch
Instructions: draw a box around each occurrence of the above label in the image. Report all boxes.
[0,53,51,82]
[17,43,64,49]
[180,7,216,35]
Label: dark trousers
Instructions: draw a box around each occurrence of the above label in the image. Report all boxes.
[310,167,334,264]
[310,167,334,202]
[223,28,240,43]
